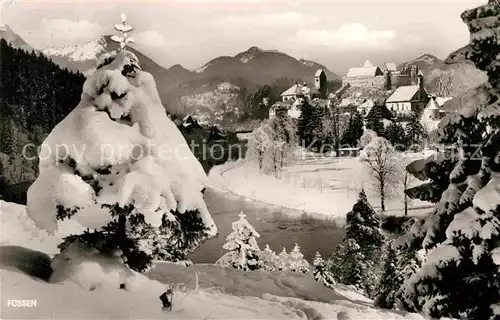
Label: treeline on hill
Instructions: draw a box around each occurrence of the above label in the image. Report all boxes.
[0,39,85,186]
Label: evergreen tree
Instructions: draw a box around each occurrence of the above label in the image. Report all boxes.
[330,191,385,297]
[374,243,399,309]
[276,247,290,271]
[216,211,262,271]
[329,239,366,291]
[385,122,408,151]
[396,3,500,318]
[313,252,336,289]
[341,111,364,147]
[405,115,426,149]
[288,243,310,273]
[259,244,279,271]
[297,100,324,150]
[345,190,385,260]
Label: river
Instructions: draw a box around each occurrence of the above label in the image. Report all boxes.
[188,188,344,263]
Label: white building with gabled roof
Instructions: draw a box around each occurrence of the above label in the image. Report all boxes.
[385,73,429,116]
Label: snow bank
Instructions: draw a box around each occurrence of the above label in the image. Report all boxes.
[1,268,302,320]
[0,200,84,255]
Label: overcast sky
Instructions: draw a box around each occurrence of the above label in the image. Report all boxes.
[3,0,484,74]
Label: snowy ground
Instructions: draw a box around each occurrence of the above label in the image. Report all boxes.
[0,199,425,319]
[208,151,435,223]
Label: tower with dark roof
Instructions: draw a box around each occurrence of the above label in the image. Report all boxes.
[314,69,327,98]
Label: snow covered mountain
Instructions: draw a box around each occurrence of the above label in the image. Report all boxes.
[0,24,33,52]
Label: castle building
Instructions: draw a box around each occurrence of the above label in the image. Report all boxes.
[344,60,420,91]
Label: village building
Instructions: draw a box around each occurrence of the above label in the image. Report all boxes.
[385,71,429,116]
[270,69,328,119]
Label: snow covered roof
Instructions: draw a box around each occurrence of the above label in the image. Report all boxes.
[315,69,325,77]
[346,67,381,78]
[386,85,420,103]
[281,84,312,96]
[358,99,375,110]
[363,60,374,68]
[426,98,440,110]
[383,62,398,72]
[435,97,453,107]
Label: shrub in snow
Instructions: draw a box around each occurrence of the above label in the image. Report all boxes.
[312,252,335,289]
[288,243,310,273]
[394,3,500,318]
[26,16,216,273]
[216,211,262,271]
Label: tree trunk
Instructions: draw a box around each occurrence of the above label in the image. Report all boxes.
[380,179,385,212]
[404,193,408,216]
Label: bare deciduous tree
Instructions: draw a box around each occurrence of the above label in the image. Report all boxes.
[434,73,454,97]
[360,137,398,212]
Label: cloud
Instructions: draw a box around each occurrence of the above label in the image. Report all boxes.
[287,23,396,50]
[40,18,102,47]
[134,30,171,48]
[218,12,310,28]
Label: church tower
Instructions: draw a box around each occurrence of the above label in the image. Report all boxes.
[314,69,327,98]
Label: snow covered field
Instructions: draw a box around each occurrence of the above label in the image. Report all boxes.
[209,151,435,222]
[0,199,425,319]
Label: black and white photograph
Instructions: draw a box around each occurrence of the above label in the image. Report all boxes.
[0,0,499,319]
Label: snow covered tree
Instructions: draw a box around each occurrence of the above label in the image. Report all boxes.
[26,15,217,274]
[313,252,336,289]
[374,243,399,309]
[216,211,262,271]
[266,115,297,175]
[259,244,279,271]
[360,137,398,212]
[395,3,500,318]
[288,243,310,273]
[247,123,272,170]
[345,190,385,260]
[375,242,422,310]
[359,129,377,149]
[329,239,366,292]
[330,191,384,297]
[276,247,290,271]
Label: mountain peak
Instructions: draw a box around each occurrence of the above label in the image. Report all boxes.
[246,46,266,54]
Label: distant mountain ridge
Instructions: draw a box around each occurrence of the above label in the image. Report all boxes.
[399,53,487,97]
[0,25,33,52]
